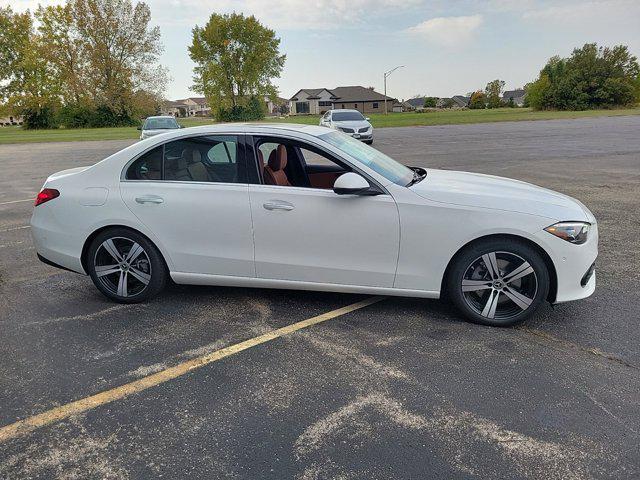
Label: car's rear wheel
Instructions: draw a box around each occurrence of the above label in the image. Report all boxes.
[87,228,167,303]
[446,238,549,327]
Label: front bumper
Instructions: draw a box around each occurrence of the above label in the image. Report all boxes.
[532,223,598,303]
[348,132,373,141]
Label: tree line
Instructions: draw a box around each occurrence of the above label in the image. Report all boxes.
[0,1,167,129]
[449,44,640,111]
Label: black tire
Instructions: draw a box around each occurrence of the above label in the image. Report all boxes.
[87,228,167,303]
[446,238,549,327]
[364,140,373,145]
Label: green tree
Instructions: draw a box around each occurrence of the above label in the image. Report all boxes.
[0,7,62,128]
[189,12,285,121]
[423,97,437,108]
[36,0,167,126]
[485,79,505,109]
[469,91,486,109]
[527,43,639,110]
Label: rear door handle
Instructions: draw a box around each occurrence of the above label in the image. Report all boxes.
[263,201,294,211]
[135,195,164,204]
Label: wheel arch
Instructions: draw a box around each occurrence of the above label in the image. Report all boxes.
[440,233,558,303]
[81,225,170,275]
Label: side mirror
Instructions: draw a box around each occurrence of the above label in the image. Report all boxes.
[365,117,370,121]
[333,172,373,195]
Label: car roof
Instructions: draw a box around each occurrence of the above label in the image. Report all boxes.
[158,122,330,138]
[328,109,361,113]
[145,115,177,120]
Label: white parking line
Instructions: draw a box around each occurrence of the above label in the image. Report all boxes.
[0,199,32,206]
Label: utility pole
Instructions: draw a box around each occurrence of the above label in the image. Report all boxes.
[384,65,405,115]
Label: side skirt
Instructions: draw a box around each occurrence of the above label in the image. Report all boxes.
[170,272,440,299]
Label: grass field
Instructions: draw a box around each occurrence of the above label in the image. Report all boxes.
[1,107,639,144]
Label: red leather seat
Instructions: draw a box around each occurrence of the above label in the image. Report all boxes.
[263,145,291,186]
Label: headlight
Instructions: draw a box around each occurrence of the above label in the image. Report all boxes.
[544,222,590,244]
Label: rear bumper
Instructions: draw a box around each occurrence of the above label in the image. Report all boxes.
[31,205,86,274]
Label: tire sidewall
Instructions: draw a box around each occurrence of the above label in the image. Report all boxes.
[87,228,167,303]
[447,239,550,327]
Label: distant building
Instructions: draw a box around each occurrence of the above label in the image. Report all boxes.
[161,97,210,117]
[0,115,22,126]
[451,95,470,107]
[289,86,397,115]
[405,97,427,111]
[503,89,526,107]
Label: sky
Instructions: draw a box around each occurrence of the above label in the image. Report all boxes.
[8,0,640,101]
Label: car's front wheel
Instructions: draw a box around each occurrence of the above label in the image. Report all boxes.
[87,228,167,303]
[446,238,549,327]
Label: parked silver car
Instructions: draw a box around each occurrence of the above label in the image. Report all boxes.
[319,109,374,144]
[138,116,181,140]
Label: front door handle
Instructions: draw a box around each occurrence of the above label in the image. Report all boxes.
[263,201,294,211]
[135,195,164,204]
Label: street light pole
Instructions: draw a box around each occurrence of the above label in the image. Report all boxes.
[383,65,405,115]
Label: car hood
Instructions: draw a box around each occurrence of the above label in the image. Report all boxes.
[410,169,594,222]
[333,120,371,129]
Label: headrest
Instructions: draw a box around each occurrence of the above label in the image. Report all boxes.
[268,144,287,171]
[181,148,201,165]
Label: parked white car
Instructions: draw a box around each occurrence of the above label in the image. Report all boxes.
[320,109,374,144]
[31,124,597,326]
[138,116,181,140]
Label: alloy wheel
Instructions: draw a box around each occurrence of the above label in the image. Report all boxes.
[461,251,538,320]
[93,237,152,298]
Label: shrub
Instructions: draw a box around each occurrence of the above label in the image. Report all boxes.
[216,95,265,122]
[56,103,137,128]
[21,106,59,129]
[528,44,639,110]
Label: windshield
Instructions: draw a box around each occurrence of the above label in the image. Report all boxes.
[144,117,179,130]
[332,111,365,122]
[320,131,414,186]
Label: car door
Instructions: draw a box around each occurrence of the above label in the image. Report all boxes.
[120,134,255,277]
[248,135,400,287]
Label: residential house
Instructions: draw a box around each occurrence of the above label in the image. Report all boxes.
[451,95,470,107]
[502,89,526,106]
[405,97,427,111]
[289,88,336,115]
[330,86,397,114]
[0,115,22,126]
[162,97,211,117]
[265,96,289,116]
[289,86,397,115]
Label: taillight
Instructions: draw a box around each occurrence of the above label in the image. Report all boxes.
[35,188,60,206]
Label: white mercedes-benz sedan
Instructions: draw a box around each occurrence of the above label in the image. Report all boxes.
[31,124,597,326]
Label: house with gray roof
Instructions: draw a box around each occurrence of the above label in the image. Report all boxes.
[502,89,526,106]
[451,95,470,107]
[289,86,397,115]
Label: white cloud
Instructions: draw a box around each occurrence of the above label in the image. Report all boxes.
[406,14,483,47]
[150,0,421,30]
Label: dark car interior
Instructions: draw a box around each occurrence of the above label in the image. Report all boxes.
[255,138,350,189]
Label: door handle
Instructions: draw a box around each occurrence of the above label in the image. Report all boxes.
[263,201,294,211]
[135,195,164,204]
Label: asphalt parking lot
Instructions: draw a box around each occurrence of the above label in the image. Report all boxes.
[1,116,639,479]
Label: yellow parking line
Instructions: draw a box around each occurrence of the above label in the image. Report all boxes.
[0,199,32,206]
[0,296,384,443]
